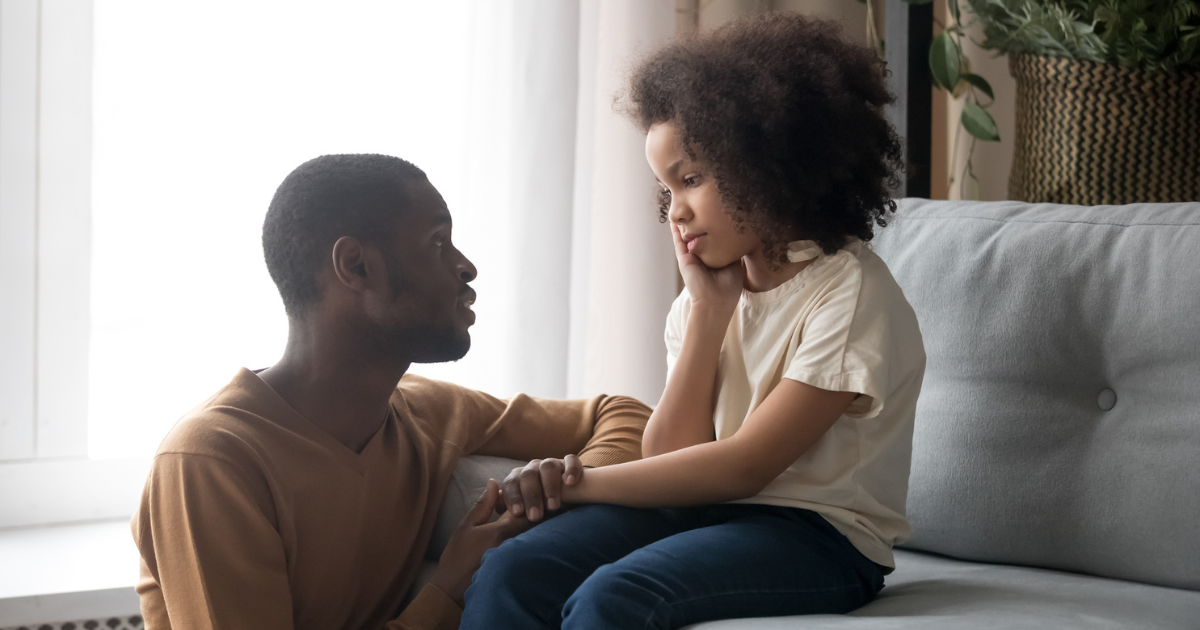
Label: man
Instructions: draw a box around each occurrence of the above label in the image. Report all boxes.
[131,154,650,629]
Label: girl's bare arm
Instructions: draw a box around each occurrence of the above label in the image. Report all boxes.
[642,224,743,457]
[641,305,728,456]
[564,378,856,507]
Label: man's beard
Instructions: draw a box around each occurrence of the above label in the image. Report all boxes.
[381,254,472,363]
[406,323,471,364]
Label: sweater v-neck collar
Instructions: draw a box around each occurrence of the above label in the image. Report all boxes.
[229,368,393,475]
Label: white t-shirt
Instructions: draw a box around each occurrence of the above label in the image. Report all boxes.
[665,238,926,570]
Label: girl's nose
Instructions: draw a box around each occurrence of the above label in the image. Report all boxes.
[668,199,691,224]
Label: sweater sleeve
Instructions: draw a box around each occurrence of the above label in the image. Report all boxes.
[385,583,461,630]
[132,453,294,630]
[397,374,649,467]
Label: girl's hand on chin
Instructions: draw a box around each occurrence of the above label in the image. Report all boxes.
[672,223,743,315]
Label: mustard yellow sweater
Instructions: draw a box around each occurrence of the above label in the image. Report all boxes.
[132,369,648,630]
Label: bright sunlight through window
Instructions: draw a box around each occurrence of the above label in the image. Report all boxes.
[89,2,485,459]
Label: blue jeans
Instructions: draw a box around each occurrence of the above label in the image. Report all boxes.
[460,503,885,630]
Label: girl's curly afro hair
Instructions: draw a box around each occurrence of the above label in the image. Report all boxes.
[624,12,904,258]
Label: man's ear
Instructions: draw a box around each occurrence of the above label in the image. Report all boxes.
[330,236,376,292]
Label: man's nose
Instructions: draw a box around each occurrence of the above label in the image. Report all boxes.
[456,248,477,283]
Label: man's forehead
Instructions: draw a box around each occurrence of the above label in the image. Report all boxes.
[402,177,453,226]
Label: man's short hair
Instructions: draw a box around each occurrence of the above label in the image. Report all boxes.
[262,154,427,319]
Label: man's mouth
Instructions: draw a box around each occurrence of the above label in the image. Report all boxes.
[458,288,476,310]
[457,289,477,325]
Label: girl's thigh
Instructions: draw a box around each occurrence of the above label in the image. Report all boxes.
[462,504,699,629]
[562,508,883,630]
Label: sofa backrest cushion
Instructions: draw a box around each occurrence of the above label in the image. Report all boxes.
[870,199,1200,591]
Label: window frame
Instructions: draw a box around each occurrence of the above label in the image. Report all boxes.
[0,0,124,529]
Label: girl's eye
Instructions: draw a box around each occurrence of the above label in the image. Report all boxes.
[683,175,700,187]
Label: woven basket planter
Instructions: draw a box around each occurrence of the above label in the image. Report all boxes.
[1008,53,1200,204]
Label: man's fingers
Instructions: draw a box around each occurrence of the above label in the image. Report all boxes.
[492,510,535,539]
[495,487,508,515]
[518,463,545,522]
[563,454,583,486]
[501,468,524,517]
[539,459,562,511]
[467,479,500,526]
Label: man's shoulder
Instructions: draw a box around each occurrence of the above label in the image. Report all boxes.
[395,372,508,449]
[394,372,478,412]
[396,371,462,394]
[155,373,287,468]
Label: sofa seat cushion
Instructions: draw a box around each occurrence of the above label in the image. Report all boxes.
[685,549,1200,629]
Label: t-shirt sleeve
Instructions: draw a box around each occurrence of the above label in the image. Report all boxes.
[783,260,891,419]
[132,453,295,630]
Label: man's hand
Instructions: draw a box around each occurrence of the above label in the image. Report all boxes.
[429,479,530,607]
[498,455,583,522]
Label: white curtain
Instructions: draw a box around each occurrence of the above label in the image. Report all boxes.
[568,0,679,403]
[88,1,678,459]
[417,0,678,406]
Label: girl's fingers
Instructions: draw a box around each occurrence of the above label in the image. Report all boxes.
[670,223,689,259]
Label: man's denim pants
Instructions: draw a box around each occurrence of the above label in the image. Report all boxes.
[460,503,885,630]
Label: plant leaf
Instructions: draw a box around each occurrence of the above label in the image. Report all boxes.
[929,32,961,91]
[962,103,1000,142]
[961,73,995,100]
[964,174,981,201]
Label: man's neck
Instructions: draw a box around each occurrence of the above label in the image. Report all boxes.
[258,319,410,454]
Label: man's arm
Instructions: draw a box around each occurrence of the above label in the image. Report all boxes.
[135,450,511,630]
[472,393,649,467]
[398,375,650,521]
[476,394,649,521]
[388,480,529,630]
[399,374,649,466]
[132,453,294,630]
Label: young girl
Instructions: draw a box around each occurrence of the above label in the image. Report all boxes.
[461,12,924,629]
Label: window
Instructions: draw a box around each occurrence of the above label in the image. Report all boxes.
[2,0,678,529]
[1,0,511,526]
[89,1,478,460]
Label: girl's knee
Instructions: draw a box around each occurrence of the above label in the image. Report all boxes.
[563,563,675,628]
[474,537,539,586]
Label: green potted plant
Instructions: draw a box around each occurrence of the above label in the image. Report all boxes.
[914,0,1200,203]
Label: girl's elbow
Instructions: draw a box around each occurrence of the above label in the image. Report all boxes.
[724,467,774,501]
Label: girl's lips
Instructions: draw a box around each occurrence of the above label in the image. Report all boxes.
[686,235,703,253]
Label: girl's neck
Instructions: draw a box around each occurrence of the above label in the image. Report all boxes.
[742,246,813,294]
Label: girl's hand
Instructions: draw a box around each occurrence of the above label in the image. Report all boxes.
[671,223,743,315]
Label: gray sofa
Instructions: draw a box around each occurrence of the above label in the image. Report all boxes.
[422,199,1200,628]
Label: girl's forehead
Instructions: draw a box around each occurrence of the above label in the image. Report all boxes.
[646,123,692,163]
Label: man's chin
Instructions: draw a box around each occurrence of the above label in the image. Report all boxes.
[410,332,471,364]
